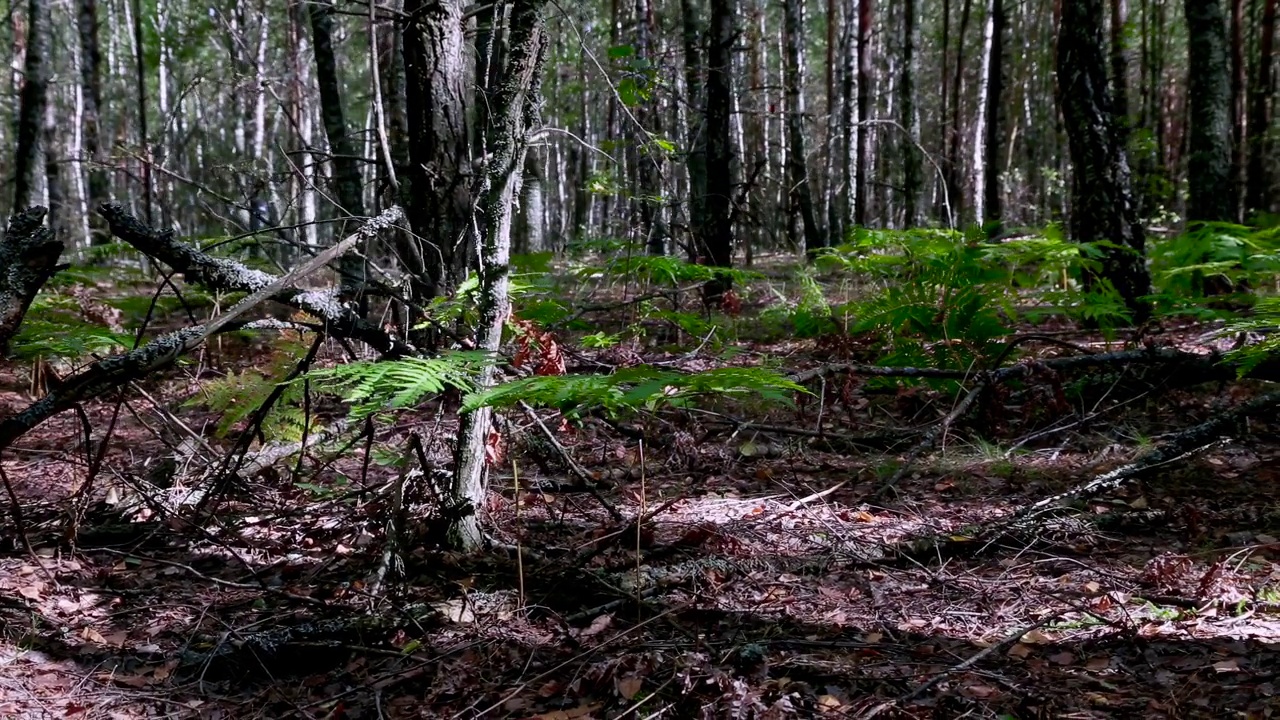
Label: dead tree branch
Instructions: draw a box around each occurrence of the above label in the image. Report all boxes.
[97,203,415,358]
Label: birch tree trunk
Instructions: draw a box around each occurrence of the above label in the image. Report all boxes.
[450,0,548,551]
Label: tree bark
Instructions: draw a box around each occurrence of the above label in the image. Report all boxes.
[450,0,548,551]
[13,0,50,214]
[681,0,708,263]
[783,0,823,256]
[1184,0,1234,223]
[901,0,921,228]
[1245,0,1276,215]
[309,1,369,291]
[1057,0,1151,319]
[946,0,973,225]
[854,0,873,227]
[981,0,1005,233]
[972,0,1001,228]
[402,0,473,303]
[0,207,62,354]
[700,0,735,286]
[77,0,108,246]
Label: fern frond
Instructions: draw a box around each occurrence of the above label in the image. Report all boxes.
[303,351,489,419]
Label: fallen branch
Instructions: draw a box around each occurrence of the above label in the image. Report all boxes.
[0,207,409,453]
[991,388,1280,538]
[98,203,415,358]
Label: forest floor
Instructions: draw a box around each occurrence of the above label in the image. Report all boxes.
[1,276,1280,719]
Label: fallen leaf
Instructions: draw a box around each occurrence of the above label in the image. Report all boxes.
[615,675,643,699]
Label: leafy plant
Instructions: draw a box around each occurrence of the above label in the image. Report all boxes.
[301,351,489,420]
[463,365,807,419]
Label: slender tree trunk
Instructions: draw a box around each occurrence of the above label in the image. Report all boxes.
[450,0,548,551]
[982,0,1005,233]
[682,0,708,263]
[130,0,151,225]
[854,0,872,227]
[700,0,736,298]
[77,0,108,245]
[1245,0,1276,215]
[947,0,973,224]
[1229,0,1245,221]
[1184,0,1234,222]
[634,0,665,255]
[310,1,370,293]
[1110,0,1132,132]
[402,0,473,303]
[838,0,855,234]
[1057,0,1151,319]
[783,0,822,256]
[972,0,997,227]
[901,0,921,228]
[13,0,50,213]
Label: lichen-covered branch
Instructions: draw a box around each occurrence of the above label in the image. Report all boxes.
[97,203,414,358]
[0,207,64,354]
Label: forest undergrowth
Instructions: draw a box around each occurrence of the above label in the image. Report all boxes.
[2,235,1280,719]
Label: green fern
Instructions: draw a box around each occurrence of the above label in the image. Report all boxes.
[302,351,489,420]
[463,365,807,418]
[8,294,132,360]
[1224,297,1280,376]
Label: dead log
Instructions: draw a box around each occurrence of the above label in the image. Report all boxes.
[0,207,64,354]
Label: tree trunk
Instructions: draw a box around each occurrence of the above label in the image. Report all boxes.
[838,0,855,234]
[1244,0,1276,215]
[310,1,369,292]
[634,0,665,255]
[681,0,707,263]
[1110,0,1131,133]
[402,0,473,303]
[1184,0,1234,223]
[77,0,108,246]
[1229,0,1244,221]
[450,0,548,551]
[1057,0,1151,319]
[703,0,735,273]
[981,0,1005,234]
[901,0,921,228]
[946,0,973,225]
[972,0,997,227]
[130,0,151,225]
[13,0,50,214]
[854,0,873,227]
[783,0,823,256]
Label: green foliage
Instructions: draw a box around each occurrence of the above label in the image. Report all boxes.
[759,272,839,338]
[579,254,761,288]
[463,365,807,419]
[813,227,1135,367]
[1150,221,1280,298]
[302,351,489,421]
[1224,296,1280,376]
[187,338,313,441]
[8,294,132,361]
